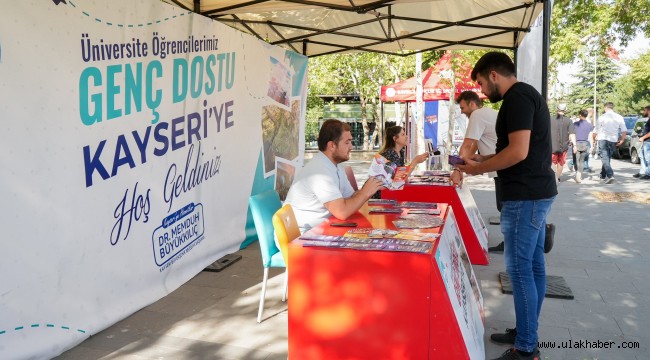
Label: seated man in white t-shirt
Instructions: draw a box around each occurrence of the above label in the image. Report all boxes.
[285,119,385,233]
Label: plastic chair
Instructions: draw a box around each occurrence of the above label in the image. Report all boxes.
[272,204,301,300]
[249,190,286,323]
[344,165,359,191]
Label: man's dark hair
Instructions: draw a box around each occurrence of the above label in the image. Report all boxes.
[456,91,482,106]
[604,102,615,109]
[644,105,650,111]
[317,119,351,151]
[471,52,516,81]
[579,109,588,118]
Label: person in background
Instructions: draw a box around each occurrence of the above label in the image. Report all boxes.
[285,119,385,233]
[377,125,429,170]
[568,109,594,183]
[371,125,429,198]
[593,102,627,184]
[550,103,573,182]
[633,106,650,180]
[457,52,556,360]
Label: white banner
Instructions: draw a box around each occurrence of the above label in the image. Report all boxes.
[436,208,485,360]
[0,1,307,358]
[517,5,549,94]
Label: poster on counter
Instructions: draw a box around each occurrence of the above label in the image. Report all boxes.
[0,1,307,358]
[435,208,485,360]
[456,185,489,253]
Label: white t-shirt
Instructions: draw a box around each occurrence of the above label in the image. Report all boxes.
[285,151,355,233]
[465,107,498,177]
[595,110,626,142]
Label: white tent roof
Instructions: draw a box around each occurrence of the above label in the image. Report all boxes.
[165,0,545,57]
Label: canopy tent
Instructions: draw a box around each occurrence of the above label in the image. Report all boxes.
[164,0,546,58]
[380,51,486,102]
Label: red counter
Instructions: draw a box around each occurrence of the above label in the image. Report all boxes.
[382,184,489,265]
[288,204,485,360]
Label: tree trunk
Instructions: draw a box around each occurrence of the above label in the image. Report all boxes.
[360,99,370,150]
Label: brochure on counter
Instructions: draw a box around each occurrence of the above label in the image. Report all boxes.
[299,233,434,253]
[393,214,444,229]
[368,154,409,190]
[409,170,453,185]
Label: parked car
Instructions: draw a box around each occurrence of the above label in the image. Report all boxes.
[629,118,648,164]
[612,116,639,159]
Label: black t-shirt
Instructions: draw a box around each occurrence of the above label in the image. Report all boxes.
[495,82,557,201]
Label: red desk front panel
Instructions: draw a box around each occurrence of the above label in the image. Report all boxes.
[288,204,485,360]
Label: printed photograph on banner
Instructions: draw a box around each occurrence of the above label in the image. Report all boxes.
[261,100,301,175]
[275,158,297,201]
[267,56,292,109]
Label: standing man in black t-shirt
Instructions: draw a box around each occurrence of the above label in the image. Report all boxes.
[457,52,557,360]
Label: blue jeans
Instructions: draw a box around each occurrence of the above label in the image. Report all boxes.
[641,141,650,176]
[598,140,616,179]
[501,196,556,352]
[569,143,590,171]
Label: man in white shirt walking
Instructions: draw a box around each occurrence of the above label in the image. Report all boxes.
[593,102,626,184]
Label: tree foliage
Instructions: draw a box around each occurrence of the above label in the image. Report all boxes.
[307,51,445,149]
[613,51,650,114]
[551,0,650,65]
[559,53,620,115]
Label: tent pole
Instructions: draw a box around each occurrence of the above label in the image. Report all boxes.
[541,0,551,100]
[380,100,385,147]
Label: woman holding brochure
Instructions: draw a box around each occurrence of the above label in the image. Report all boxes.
[372,126,429,198]
[377,126,429,170]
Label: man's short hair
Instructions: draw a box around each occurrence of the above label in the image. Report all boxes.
[456,91,482,106]
[644,105,650,111]
[579,109,588,118]
[318,119,351,151]
[604,102,614,109]
[471,52,516,81]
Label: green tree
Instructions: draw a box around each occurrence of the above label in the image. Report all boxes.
[551,0,650,65]
[308,52,439,149]
[563,52,620,116]
[613,51,650,114]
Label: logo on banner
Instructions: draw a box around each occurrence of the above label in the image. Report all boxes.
[153,202,205,270]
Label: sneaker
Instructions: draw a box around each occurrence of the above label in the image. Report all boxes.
[605,177,615,184]
[488,241,505,253]
[633,173,642,178]
[641,175,650,180]
[491,328,516,344]
[491,348,540,360]
[575,173,582,183]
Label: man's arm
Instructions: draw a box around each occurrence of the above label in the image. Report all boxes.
[457,130,530,175]
[616,117,627,146]
[458,138,479,159]
[616,131,627,147]
[324,177,385,220]
[569,133,577,153]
